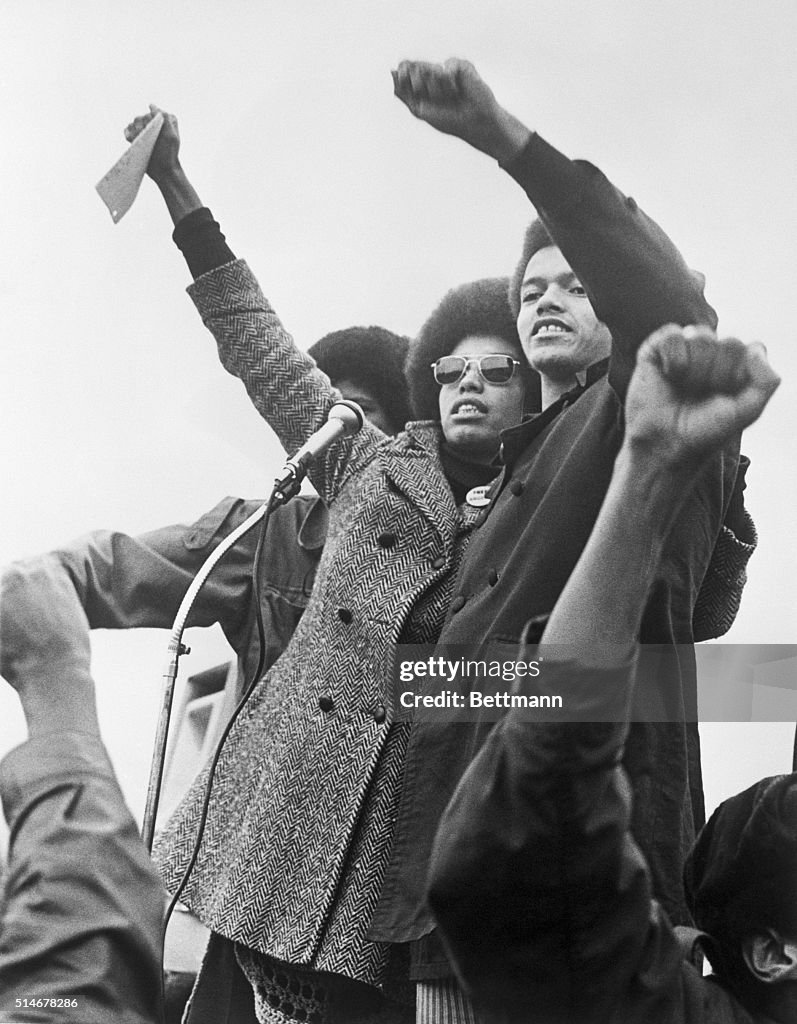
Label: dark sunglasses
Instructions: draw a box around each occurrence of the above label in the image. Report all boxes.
[431,354,521,386]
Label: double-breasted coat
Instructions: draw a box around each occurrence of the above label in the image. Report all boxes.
[155,259,482,981]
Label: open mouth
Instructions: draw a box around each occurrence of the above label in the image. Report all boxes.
[452,398,488,416]
[532,317,571,338]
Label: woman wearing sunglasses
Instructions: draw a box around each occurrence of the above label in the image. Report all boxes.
[434,350,527,461]
[407,277,538,489]
[123,107,536,1024]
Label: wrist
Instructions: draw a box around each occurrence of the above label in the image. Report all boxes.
[489,107,532,165]
[620,428,710,477]
[613,440,703,526]
[154,163,203,226]
[150,159,183,188]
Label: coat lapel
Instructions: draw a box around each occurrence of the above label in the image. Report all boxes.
[379,423,458,550]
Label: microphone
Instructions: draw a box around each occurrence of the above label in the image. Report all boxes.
[273,400,364,502]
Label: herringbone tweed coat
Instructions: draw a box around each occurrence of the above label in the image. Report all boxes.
[154,259,481,976]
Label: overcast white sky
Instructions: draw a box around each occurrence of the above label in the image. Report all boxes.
[1,0,796,820]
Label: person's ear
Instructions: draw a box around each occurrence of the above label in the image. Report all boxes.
[742,930,797,984]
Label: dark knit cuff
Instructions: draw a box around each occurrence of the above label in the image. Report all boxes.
[172,207,236,280]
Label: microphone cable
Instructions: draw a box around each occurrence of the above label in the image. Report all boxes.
[153,401,363,1009]
[155,491,281,1011]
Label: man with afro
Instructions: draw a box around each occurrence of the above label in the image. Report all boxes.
[375,61,758,1014]
[427,325,789,1024]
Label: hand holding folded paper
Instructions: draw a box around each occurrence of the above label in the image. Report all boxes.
[95,109,164,222]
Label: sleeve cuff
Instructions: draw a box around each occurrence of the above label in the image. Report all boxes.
[514,644,638,726]
[173,206,236,279]
[186,258,263,318]
[724,454,753,541]
[691,514,758,642]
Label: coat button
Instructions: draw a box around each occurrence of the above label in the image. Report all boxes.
[337,608,353,624]
[487,568,499,586]
[377,532,397,549]
[431,555,445,570]
[510,479,524,496]
[318,695,334,712]
[373,704,386,724]
[450,595,466,613]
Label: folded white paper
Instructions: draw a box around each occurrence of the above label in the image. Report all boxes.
[95,112,164,223]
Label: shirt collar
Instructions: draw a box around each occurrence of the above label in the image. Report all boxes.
[498,357,611,467]
[584,356,610,386]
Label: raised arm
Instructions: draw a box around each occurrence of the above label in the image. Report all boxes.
[125,107,384,501]
[394,58,754,640]
[45,497,321,689]
[543,326,777,645]
[50,498,260,636]
[427,330,779,1022]
[0,561,163,1023]
[127,105,203,226]
[393,59,715,394]
[0,498,261,699]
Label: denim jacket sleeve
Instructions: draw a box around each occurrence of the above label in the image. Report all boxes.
[48,496,325,670]
[49,497,261,645]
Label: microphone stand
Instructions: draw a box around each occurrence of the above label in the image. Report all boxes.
[141,497,276,851]
[141,400,363,851]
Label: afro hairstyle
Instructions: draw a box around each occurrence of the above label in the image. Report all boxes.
[308,326,412,435]
[405,277,540,421]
